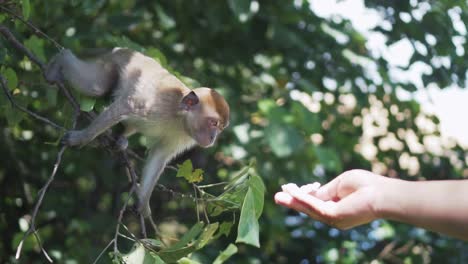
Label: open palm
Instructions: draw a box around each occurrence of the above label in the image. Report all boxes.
[275,170,384,229]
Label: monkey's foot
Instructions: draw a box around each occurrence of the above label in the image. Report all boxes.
[115,135,129,151]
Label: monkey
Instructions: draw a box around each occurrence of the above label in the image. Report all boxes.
[45,48,230,217]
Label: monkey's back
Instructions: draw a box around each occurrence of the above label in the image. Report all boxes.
[108,48,190,115]
[108,48,194,150]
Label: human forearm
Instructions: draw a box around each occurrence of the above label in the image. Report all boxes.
[376,178,468,240]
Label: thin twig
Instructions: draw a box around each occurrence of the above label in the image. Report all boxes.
[197,182,228,189]
[92,239,115,264]
[193,184,200,222]
[0,26,46,70]
[32,231,53,263]
[15,145,67,262]
[193,184,210,224]
[117,232,136,242]
[112,151,139,261]
[147,216,162,239]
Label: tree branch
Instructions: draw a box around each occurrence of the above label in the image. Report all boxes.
[15,145,68,262]
[0,26,46,70]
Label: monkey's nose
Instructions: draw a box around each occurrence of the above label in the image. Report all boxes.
[210,131,218,142]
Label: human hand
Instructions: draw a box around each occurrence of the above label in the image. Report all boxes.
[274,170,386,229]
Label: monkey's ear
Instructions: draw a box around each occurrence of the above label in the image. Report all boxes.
[180,91,199,111]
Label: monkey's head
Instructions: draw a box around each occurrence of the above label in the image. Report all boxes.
[180,87,230,148]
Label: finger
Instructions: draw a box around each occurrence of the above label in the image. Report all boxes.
[281,184,334,217]
[300,182,321,194]
[314,175,343,201]
[274,192,296,207]
[315,170,369,201]
[274,192,326,221]
[274,192,313,213]
[281,183,299,192]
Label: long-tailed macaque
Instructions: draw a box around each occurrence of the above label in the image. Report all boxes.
[45,48,230,216]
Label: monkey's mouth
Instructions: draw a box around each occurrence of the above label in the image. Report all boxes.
[197,137,215,148]
[194,131,217,148]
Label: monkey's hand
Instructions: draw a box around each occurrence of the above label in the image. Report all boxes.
[115,135,129,151]
[44,49,73,84]
[61,130,93,147]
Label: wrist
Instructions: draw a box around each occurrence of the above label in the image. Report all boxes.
[373,176,407,220]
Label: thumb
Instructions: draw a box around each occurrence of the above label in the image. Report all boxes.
[315,170,372,201]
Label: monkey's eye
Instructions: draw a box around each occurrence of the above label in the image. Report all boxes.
[209,119,219,128]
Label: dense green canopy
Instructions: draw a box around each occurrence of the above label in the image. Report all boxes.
[1,0,467,263]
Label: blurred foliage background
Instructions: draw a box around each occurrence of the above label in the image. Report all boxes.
[1,0,467,263]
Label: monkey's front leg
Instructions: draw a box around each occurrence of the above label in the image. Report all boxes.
[137,149,171,217]
[63,100,131,146]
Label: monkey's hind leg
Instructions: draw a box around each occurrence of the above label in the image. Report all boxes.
[45,49,117,97]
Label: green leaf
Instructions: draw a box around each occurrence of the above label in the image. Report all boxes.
[223,165,251,191]
[122,243,166,264]
[178,258,202,264]
[176,160,204,183]
[158,222,218,263]
[195,222,219,249]
[236,188,260,247]
[190,169,204,183]
[176,160,193,179]
[213,244,238,264]
[214,222,233,239]
[171,222,204,250]
[24,36,46,62]
[46,88,58,107]
[22,0,31,20]
[4,68,18,90]
[78,96,96,112]
[2,93,25,126]
[158,245,197,263]
[265,123,304,157]
[248,174,265,218]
